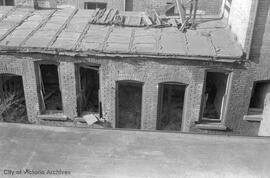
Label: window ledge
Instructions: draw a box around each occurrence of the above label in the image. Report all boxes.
[195,123,227,131]
[38,113,68,121]
[243,115,263,122]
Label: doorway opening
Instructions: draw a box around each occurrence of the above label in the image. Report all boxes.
[38,64,62,114]
[76,65,100,117]
[157,83,186,131]
[201,71,230,121]
[0,74,28,123]
[116,81,143,129]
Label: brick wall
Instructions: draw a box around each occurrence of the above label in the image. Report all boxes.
[233,0,270,136]
[0,53,249,135]
[228,0,258,52]
[42,0,223,15]
[15,0,37,8]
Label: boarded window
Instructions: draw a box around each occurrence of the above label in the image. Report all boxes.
[202,72,229,121]
[84,2,107,9]
[0,74,28,123]
[157,83,186,131]
[116,81,143,129]
[76,65,100,117]
[249,81,270,115]
[38,64,62,113]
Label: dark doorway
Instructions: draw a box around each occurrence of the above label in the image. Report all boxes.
[0,74,28,123]
[76,65,100,117]
[125,0,133,11]
[39,64,62,113]
[157,83,186,131]
[116,81,143,129]
[202,72,229,121]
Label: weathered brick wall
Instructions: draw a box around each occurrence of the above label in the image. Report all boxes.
[234,0,270,136]
[132,0,223,15]
[0,53,252,135]
[228,0,255,51]
[15,0,37,7]
[40,0,222,15]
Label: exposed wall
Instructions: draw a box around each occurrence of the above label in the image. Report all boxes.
[15,0,37,7]
[0,55,40,123]
[0,53,249,135]
[35,0,223,15]
[235,0,270,136]
[228,0,257,52]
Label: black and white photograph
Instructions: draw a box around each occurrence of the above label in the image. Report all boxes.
[0,0,269,177]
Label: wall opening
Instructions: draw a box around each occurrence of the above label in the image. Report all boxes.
[157,83,186,131]
[0,74,28,123]
[125,0,133,11]
[84,2,107,9]
[116,81,143,129]
[0,0,14,6]
[76,65,100,117]
[249,81,270,115]
[38,64,62,114]
[201,72,229,121]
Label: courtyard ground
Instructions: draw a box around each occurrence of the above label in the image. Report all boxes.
[0,123,269,178]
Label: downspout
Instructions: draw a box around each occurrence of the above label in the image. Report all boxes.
[245,0,259,60]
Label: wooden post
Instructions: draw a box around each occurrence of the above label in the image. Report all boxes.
[192,0,198,27]
[175,0,186,24]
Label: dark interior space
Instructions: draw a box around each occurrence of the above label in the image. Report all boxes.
[125,0,133,11]
[249,81,270,114]
[157,83,186,131]
[39,64,62,113]
[0,0,14,6]
[84,2,107,9]
[117,81,142,129]
[0,74,28,123]
[77,66,100,116]
[202,72,228,121]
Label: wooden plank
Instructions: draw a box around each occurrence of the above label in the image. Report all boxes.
[46,8,78,48]
[0,10,34,43]
[19,9,56,47]
[175,0,186,24]
[73,9,98,51]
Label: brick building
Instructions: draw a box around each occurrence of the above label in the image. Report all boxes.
[0,0,269,136]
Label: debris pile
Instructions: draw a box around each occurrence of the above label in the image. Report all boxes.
[89,0,198,31]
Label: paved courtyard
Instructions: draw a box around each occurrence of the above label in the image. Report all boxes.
[0,123,270,178]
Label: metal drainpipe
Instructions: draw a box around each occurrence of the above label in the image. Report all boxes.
[246,0,259,60]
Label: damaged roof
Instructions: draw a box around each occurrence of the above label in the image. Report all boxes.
[0,7,243,62]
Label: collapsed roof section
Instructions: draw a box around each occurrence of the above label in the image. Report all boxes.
[0,6,243,62]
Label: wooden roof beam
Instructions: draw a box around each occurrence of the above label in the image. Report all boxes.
[0,10,34,42]
[47,9,78,48]
[20,9,57,47]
